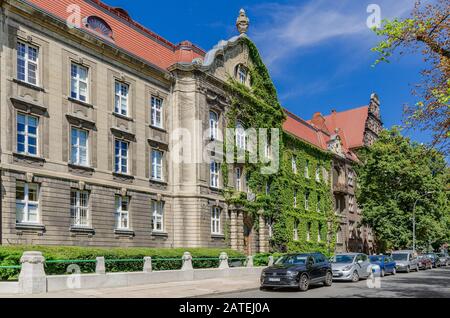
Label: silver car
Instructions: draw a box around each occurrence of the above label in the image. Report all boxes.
[391,250,419,273]
[437,253,449,267]
[331,253,372,282]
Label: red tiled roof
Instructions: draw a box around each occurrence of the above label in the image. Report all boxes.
[26,0,205,70]
[310,106,369,149]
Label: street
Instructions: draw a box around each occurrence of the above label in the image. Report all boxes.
[205,267,450,298]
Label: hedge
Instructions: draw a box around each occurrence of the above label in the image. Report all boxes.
[0,246,245,281]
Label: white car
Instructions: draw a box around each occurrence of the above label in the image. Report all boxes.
[331,253,373,282]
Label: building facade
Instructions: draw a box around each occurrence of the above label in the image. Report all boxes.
[0,0,380,254]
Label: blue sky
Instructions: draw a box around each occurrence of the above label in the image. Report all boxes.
[104,0,432,144]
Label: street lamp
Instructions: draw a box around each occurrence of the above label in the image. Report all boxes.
[412,191,435,253]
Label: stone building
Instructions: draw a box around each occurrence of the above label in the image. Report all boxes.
[0,0,380,254]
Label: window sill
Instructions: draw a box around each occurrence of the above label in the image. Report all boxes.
[16,223,45,232]
[150,178,167,185]
[211,234,225,239]
[149,125,166,133]
[112,172,135,180]
[112,112,134,122]
[114,229,135,237]
[68,163,95,172]
[70,226,95,235]
[13,152,46,163]
[68,97,94,108]
[152,231,168,237]
[13,78,45,92]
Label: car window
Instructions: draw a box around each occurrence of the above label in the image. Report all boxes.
[361,254,368,262]
[307,256,315,266]
[315,254,326,263]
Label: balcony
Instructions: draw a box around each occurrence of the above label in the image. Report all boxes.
[333,182,348,194]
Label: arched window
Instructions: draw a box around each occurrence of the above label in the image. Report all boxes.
[84,16,114,39]
[235,64,248,84]
[236,121,246,150]
[209,111,218,140]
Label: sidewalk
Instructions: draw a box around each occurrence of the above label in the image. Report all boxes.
[2,276,260,298]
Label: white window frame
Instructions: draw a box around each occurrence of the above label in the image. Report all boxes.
[209,111,219,140]
[305,191,310,210]
[151,96,163,128]
[211,206,221,235]
[293,221,299,241]
[235,121,246,150]
[348,170,354,187]
[305,160,310,179]
[315,167,321,182]
[267,218,273,238]
[70,190,89,227]
[114,139,129,174]
[235,167,242,191]
[349,195,355,212]
[152,200,164,232]
[293,190,297,208]
[16,182,39,224]
[292,156,297,174]
[70,63,89,102]
[17,41,39,86]
[237,64,247,84]
[17,113,39,156]
[114,81,129,117]
[151,149,164,181]
[115,196,129,230]
[70,127,89,167]
[306,222,311,241]
[210,161,220,189]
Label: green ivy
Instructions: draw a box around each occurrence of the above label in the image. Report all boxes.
[221,37,338,255]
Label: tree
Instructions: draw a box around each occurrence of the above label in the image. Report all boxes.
[372,0,449,153]
[356,128,449,252]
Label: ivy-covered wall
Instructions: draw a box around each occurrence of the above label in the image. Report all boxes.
[220,37,337,256]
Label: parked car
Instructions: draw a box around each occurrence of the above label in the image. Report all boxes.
[436,253,449,267]
[260,253,333,292]
[418,255,433,270]
[331,253,372,282]
[369,255,396,276]
[425,253,442,268]
[391,250,419,272]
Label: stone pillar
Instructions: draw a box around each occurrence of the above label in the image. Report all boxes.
[268,256,274,266]
[18,251,47,294]
[143,257,152,273]
[219,252,229,269]
[237,211,244,253]
[258,213,269,253]
[96,257,106,274]
[230,210,238,250]
[181,252,193,271]
[246,255,254,268]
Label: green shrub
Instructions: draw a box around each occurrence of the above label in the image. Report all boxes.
[0,246,244,281]
[254,253,284,266]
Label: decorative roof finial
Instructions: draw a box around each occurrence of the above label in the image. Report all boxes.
[236,8,249,34]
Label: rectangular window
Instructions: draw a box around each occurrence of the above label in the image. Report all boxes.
[349,195,355,212]
[292,156,297,174]
[265,141,271,159]
[237,65,247,84]
[70,63,89,102]
[151,149,163,181]
[306,222,311,241]
[209,111,219,140]
[115,196,129,229]
[211,206,221,235]
[70,190,89,227]
[210,161,220,188]
[70,127,88,166]
[16,182,39,224]
[293,220,299,241]
[348,170,354,187]
[235,167,241,191]
[236,122,246,150]
[305,191,310,210]
[267,218,273,238]
[265,182,270,195]
[114,139,129,174]
[293,190,297,208]
[17,42,39,85]
[151,96,163,128]
[114,81,129,116]
[17,113,38,156]
[152,200,164,232]
[305,160,310,178]
[315,167,321,182]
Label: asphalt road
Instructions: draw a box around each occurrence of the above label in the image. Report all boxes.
[205,267,450,298]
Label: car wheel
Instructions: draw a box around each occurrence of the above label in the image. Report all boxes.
[324,271,333,287]
[381,269,385,277]
[406,266,410,273]
[298,274,310,292]
[351,271,360,282]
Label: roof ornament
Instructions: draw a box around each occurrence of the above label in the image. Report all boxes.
[236,8,250,34]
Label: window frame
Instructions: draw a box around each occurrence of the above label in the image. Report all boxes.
[70,127,89,167]
[292,156,297,174]
[305,191,310,210]
[235,167,242,191]
[114,81,130,117]
[17,113,39,156]
[151,149,164,181]
[114,139,129,174]
[211,206,222,235]
[151,200,164,232]
[306,222,311,241]
[209,110,219,140]
[236,64,248,84]
[151,96,163,129]
[235,121,246,150]
[293,220,299,241]
[70,62,89,103]
[304,160,310,179]
[210,161,220,189]
[70,189,89,227]
[16,181,39,224]
[17,41,39,86]
[114,195,130,230]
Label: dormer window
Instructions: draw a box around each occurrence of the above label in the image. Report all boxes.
[235,64,248,85]
[84,16,114,40]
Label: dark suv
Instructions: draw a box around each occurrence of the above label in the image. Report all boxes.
[260,253,333,292]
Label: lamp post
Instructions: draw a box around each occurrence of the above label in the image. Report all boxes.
[412,191,434,253]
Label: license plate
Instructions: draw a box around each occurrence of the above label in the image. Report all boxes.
[333,273,340,277]
[268,278,281,282]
